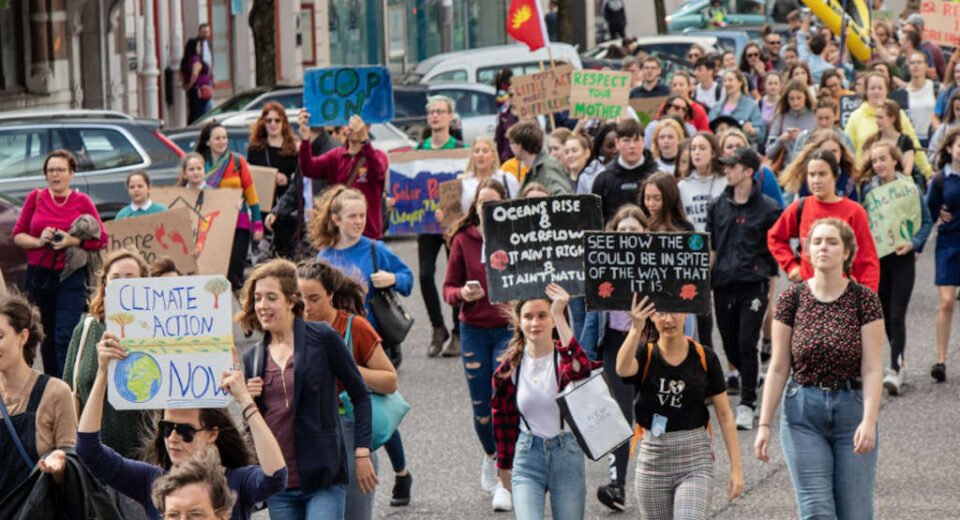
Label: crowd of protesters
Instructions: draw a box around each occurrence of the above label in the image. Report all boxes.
[3,4,959,520]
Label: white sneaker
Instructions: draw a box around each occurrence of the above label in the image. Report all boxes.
[481,454,498,492]
[735,404,754,430]
[883,368,902,396]
[492,482,513,512]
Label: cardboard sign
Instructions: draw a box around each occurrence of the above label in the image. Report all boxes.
[570,70,632,120]
[152,187,242,276]
[839,95,862,129]
[104,208,198,274]
[584,231,711,314]
[386,149,470,235]
[921,0,960,48]
[482,195,603,303]
[510,64,574,118]
[629,96,669,126]
[863,177,923,258]
[249,165,278,212]
[105,276,235,410]
[303,66,394,126]
[437,179,464,227]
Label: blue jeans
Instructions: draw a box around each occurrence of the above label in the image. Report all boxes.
[266,485,347,520]
[382,429,406,473]
[459,322,512,455]
[511,431,586,520]
[340,414,379,520]
[780,381,878,520]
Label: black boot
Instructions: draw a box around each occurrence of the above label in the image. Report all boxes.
[390,472,413,507]
[597,481,625,511]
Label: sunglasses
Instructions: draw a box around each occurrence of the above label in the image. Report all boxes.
[159,420,209,443]
[265,118,282,123]
[746,52,760,58]
[766,40,782,45]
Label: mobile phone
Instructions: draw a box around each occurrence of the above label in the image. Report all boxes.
[466,280,481,290]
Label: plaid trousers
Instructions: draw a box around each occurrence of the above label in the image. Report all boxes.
[634,428,714,520]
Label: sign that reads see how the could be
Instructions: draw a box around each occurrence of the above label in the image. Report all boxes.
[105,276,235,410]
[584,232,711,314]
[510,64,573,118]
[387,149,470,235]
[482,195,603,303]
[570,69,631,120]
[304,66,394,126]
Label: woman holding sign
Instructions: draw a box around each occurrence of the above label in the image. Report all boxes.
[238,260,374,519]
[76,334,288,519]
[196,122,264,290]
[858,142,932,395]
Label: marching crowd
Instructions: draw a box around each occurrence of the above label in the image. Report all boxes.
[2,5,959,520]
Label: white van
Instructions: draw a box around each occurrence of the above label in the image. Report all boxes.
[409,43,583,86]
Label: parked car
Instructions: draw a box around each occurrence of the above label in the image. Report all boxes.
[581,35,722,68]
[165,125,252,156]
[193,85,303,127]
[401,43,583,85]
[0,192,27,290]
[0,110,184,218]
[667,0,773,33]
[684,24,791,60]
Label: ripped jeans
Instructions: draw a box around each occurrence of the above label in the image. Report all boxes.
[460,322,513,455]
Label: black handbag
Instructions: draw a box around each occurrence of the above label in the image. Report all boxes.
[368,242,414,344]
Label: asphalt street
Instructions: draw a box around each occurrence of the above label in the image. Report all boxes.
[251,234,960,519]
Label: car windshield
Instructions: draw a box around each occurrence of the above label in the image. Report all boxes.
[203,91,266,119]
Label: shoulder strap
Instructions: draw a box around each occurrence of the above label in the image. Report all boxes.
[0,380,40,470]
[344,314,355,355]
[792,282,802,324]
[692,340,708,372]
[369,240,379,272]
[641,343,654,382]
[345,155,367,187]
[72,316,95,395]
[26,374,50,411]
[796,196,806,231]
[852,282,864,326]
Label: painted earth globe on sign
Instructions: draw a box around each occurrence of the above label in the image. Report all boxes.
[114,351,162,403]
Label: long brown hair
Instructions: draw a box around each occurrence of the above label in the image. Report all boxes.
[236,259,305,334]
[686,132,722,178]
[605,204,648,231]
[639,172,690,231]
[776,79,814,117]
[247,102,298,156]
[88,249,150,320]
[141,409,253,471]
[0,294,44,367]
[307,185,367,250]
[446,178,508,245]
[296,259,367,316]
[780,130,858,194]
[495,298,552,379]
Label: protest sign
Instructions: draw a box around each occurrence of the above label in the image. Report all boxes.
[249,165,278,212]
[482,195,603,303]
[630,96,669,126]
[862,177,923,258]
[921,0,960,48]
[152,187,241,276]
[510,64,573,118]
[104,208,198,274]
[437,179,464,227]
[570,70,632,119]
[584,231,711,314]
[387,149,470,235]
[303,66,394,126]
[839,95,862,129]
[105,276,235,410]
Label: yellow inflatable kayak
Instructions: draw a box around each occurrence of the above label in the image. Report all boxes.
[801,0,872,62]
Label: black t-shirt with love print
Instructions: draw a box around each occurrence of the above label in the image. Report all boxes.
[625,340,727,432]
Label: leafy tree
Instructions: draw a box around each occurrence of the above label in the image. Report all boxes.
[205,278,230,309]
[108,313,135,339]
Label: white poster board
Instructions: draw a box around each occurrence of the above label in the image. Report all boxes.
[104,276,235,410]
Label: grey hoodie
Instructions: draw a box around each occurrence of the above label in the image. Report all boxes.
[678,170,728,232]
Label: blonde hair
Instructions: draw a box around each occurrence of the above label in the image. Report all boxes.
[651,119,685,160]
[88,249,150,320]
[307,186,368,250]
[177,152,205,187]
[779,130,858,194]
[463,137,501,177]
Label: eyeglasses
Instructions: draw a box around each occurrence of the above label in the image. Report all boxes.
[687,52,701,59]
[265,117,282,124]
[159,420,209,443]
[427,109,450,116]
[45,167,69,174]
[746,52,760,58]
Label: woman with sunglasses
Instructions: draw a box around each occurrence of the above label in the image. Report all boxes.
[249,102,300,259]
[643,96,697,150]
[739,41,770,99]
[669,71,711,132]
[76,334,288,520]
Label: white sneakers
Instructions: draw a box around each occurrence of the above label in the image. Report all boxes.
[481,454,498,492]
[884,368,903,396]
[492,482,513,512]
[735,404,754,430]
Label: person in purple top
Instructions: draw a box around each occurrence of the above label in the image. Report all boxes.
[76,331,288,520]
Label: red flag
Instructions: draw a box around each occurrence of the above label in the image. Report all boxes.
[507,0,548,52]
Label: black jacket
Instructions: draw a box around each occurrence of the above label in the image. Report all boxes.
[591,149,659,222]
[705,180,782,288]
[272,132,339,221]
[0,449,122,520]
[242,318,372,492]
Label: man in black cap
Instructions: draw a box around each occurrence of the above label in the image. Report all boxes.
[707,147,782,431]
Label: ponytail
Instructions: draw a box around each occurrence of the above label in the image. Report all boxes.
[308,185,367,250]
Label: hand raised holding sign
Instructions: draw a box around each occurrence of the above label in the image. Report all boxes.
[298,110,311,138]
[629,293,656,333]
[96,331,127,375]
[221,370,255,407]
[545,282,570,316]
[346,115,369,143]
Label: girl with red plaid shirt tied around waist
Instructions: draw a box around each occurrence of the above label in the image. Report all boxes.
[491,284,598,520]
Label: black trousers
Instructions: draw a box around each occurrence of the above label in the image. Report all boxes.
[879,253,916,371]
[713,282,768,407]
[270,216,301,260]
[696,311,714,349]
[417,234,459,332]
[601,328,633,485]
[228,229,251,291]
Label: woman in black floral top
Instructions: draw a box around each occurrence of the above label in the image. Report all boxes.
[755,217,884,520]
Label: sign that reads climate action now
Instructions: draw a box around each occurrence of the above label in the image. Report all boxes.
[482,195,603,303]
[570,70,631,120]
[584,232,711,314]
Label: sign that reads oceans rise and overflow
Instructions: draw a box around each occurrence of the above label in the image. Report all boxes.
[482,195,603,303]
[105,276,235,410]
[584,232,712,314]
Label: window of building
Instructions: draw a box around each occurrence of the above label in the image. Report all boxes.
[0,3,25,92]
[300,4,316,66]
[210,0,234,89]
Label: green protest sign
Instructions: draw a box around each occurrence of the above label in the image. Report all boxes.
[569,70,631,119]
[862,177,922,258]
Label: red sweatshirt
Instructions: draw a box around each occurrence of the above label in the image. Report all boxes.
[767,196,880,292]
[13,188,107,269]
[443,226,510,328]
[299,139,388,239]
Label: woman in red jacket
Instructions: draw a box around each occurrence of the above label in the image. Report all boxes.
[767,150,880,292]
[442,178,513,511]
